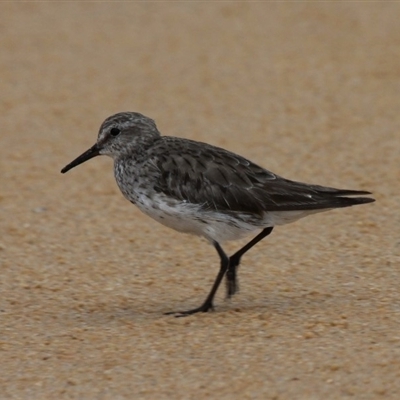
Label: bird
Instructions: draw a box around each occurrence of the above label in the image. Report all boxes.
[61,112,375,316]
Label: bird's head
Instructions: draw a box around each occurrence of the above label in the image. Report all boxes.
[61,112,160,173]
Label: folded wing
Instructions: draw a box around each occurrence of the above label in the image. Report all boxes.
[150,138,375,214]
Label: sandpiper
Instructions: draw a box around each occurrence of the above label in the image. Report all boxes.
[61,112,375,316]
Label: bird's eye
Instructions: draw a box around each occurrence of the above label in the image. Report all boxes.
[110,127,121,137]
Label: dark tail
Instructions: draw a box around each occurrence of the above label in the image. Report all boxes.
[302,187,375,210]
[329,195,375,207]
[316,187,373,197]
[264,182,376,211]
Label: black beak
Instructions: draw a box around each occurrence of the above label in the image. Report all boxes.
[61,144,100,174]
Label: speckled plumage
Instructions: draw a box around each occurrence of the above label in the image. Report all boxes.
[61,112,375,316]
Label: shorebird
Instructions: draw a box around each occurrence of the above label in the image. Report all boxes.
[61,112,375,316]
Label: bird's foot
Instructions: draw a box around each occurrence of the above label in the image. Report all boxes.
[164,301,214,317]
[225,268,239,298]
[226,280,239,298]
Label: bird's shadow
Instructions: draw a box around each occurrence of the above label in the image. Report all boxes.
[61,289,339,326]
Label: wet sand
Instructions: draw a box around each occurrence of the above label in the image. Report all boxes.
[1,3,399,399]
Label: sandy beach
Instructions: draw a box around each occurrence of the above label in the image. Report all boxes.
[1,3,399,399]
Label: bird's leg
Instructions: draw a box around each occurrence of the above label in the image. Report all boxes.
[165,242,229,317]
[226,227,274,298]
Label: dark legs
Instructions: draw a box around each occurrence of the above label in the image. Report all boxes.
[166,226,274,317]
[165,242,229,316]
[226,227,274,298]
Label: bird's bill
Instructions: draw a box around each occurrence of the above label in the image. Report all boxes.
[61,144,100,174]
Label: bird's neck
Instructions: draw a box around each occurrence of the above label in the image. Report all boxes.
[117,133,161,161]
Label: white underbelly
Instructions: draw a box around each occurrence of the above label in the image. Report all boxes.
[130,191,328,243]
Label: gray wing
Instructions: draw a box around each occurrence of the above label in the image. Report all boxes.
[150,137,374,214]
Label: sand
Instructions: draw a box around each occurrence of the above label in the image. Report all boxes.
[1,3,399,399]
